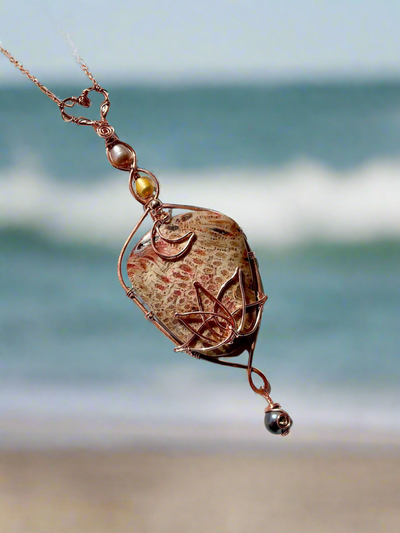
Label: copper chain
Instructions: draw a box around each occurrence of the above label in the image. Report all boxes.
[0,43,64,105]
[0,42,103,126]
[61,32,98,87]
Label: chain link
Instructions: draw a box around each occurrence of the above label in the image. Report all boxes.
[0,41,107,127]
[61,32,98,87]
[0,43,63,105]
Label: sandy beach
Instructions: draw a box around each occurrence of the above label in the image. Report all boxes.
[1,445,399,533]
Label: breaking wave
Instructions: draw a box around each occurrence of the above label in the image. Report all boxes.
[1,159,400,247]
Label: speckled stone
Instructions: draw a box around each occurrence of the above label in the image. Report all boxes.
[127,209,262,357]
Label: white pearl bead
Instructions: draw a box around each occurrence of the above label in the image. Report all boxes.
[110,144,133,168]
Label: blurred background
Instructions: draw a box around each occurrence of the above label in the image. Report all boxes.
[0,1,399,532]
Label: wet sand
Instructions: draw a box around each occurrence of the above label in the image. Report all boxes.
[1,446,399,533]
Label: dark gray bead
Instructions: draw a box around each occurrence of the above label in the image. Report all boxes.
[264,409,291,435]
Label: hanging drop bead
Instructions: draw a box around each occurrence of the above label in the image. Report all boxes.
[264,405,292,436]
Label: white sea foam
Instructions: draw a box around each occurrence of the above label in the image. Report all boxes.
[1,159,400,246]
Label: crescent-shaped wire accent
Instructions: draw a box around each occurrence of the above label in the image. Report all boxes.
[150,219,195,260]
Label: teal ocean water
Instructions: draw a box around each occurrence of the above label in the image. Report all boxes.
[0,81,399,445]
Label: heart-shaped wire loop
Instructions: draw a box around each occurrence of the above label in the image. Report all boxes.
[59,85,110,127]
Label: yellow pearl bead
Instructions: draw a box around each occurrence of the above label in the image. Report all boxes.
[136,176,155,198]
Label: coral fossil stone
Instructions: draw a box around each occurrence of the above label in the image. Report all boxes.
[127,210,262,358]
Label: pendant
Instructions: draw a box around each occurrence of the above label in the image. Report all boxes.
[128,206,266,359]
[60,86,292,436]
[0,43,293,436]
[116,164,292,436]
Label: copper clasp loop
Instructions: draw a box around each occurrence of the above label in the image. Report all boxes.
[58,84,110,126]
